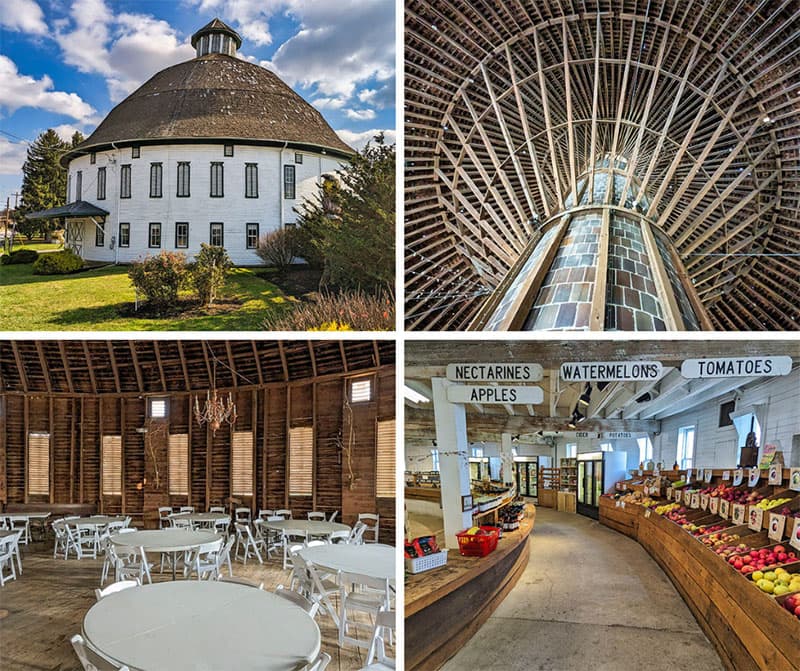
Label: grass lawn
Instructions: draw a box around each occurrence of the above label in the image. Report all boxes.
[1,241,62,254]
[0,264,296,331]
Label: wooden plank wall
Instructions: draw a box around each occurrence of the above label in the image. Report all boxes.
[0,368,395,539]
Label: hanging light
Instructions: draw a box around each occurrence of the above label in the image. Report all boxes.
[194,343,237,433]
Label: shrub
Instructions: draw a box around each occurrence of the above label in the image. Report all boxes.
[189,244,232,307]
[1,248,39,265]
[128,251,187,310]
[262,290,394,331]
[32,249,83,275]
[254,228,299,276]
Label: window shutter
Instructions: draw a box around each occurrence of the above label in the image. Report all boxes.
[168,434,189,496]
[289,427,313,497]
[28,433,50,496]
[102,435,122,496]
[231,431,254,496]
[351,378,372,403]
[376,419,395,498]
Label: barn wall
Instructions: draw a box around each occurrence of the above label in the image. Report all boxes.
[0,366,395,537]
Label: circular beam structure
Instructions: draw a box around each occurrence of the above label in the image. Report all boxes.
[405,0,800,331]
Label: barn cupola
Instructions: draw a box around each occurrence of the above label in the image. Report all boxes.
[191,18,242,58]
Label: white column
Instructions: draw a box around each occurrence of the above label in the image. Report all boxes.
[500,433,515,489]
[432,377,473,549]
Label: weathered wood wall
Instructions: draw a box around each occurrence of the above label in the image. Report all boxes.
[0,366,395,541]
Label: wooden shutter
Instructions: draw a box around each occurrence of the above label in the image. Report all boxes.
[168,434,189,496]
[28,433,50,496]
[376,419,395,498]
[102,435,122,496]
[351,378,372,403]
[289,427,313,497]
[231,431,254,496]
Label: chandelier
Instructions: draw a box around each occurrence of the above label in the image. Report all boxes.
[194,343,237,433]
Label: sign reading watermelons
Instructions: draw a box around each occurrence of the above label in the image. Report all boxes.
[560,361,662,381]
[681,356,792,378]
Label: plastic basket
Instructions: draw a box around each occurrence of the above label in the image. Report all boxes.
[455,526,501,557]
[405,549,449,574]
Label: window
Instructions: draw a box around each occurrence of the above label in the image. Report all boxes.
[97,167,106,200]
[231,431,254,496]
[150,162,163,198]
[132,146,140,158]
[102,435,122,496]
[637,436,653,464]
[224,144,234,157]
[431,449,440,471]
[119,223,130,247]
[210,222,223,247]
[76,171,82,200]
[28,433,49,496]
[211,33,221,53]
[284,165,296,199]
[350,378,372,403]
[177,162,190,197]
[289,427,313,497]
[245,163,258,198]
[471,446,484,458]
[149,397,167,418]
[168,434,189,496]
[376,419,395,498]
[90,152,96,165]
[175,222,189,248]
[719,400,735,428]
[246,223,258,249]
[295,153,303,164]
[600,442,614,452]
[95,220,105,247]
[149,222,161,248]
[676,426,696,469]
[67,174,72,201]
[210,162,224,197]
[565,443,577,458]
[120,165,131,198]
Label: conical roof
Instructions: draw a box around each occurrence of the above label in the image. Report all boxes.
[191,18,241,49]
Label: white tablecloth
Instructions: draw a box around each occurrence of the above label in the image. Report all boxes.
[299,543,395,582]
[110,529,220,552]
[257,519,350,536]
[53,515,124,528]
[83,581,321,671]
[170,512,231,524]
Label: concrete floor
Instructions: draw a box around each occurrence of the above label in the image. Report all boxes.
[441,507,725,671]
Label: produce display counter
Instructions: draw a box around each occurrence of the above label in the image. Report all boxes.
[598,496,644,539]
[405,505,536,671]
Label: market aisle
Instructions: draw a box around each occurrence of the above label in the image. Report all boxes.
[440,507,725,671]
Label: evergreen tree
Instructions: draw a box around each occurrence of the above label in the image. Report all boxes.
[295,133,395,291]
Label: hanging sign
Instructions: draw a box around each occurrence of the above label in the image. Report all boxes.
[446,385,544,405]
[733,469,744,486]
[686,469,693,482]
[700,493,709,511]
[722,470,731,481]
[447,363,543,382]
[690,492,700,509]
[748,468,760,488]
[696,469,704,482]
[559,361,663,381]
[749,506,764,532]
[789,468,800,492]
[768,513,786,542]
[719,499,730,520]
[759,443,779,470]
[709,497,719,515]
[768,464,782,486]
[604,432,634,439]
[704,470,713,483]
[732,503,746,525]
[680,356,792,379]
[790,517,800,552]
[674,489,683,503]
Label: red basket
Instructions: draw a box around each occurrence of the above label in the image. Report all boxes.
[455,526,501,557]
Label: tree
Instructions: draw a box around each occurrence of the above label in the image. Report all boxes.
[294,133,395,291]
[255,228,299,276]
[190,244,232,306]
[16,130,84,241]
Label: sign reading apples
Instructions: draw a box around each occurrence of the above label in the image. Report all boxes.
[720,499,730,519]
[446,384,544,404]
[732,503,746,525]
[769,513,786,542]
[748,468,760,487]
[791,517,800,552]
[790,468,800,493]
[768,464,782,486]
[749,506,764,532]
[709,497,719,515]
[733,469,744,486]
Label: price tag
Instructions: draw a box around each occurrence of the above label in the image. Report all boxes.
[790,468,800,492]
[701,493,709,511]
[732,503,746,525]
[666,486,673,499]
[733,469,743,486]
[749,506,764,532]
[722,470,731,481]
[747,468,760,487]
[638,469,643,476]
[768,464,782,486]
[691,492,700,509]
[709,497,719,515]
[675,489,683,503]
[686,469,693,482]
[620,501,626,509]
[696,469,704,482]
[720,499,730,520]
[768,513,786,542]
[704,470,713,483]
[791,517,800,551]
[645,508,652,518]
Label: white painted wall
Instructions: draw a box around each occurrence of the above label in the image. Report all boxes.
[66,143,345,266]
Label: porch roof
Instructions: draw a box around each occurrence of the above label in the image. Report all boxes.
[25,201,110,220]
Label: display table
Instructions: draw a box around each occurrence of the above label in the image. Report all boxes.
[406,504,536,671]
[82,580,321,671]
[256,519,350,536]
[110,529,220,580]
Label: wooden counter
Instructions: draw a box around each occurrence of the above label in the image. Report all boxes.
[405,505,536,671]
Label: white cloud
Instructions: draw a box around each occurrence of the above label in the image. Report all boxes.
[0,56,96,121]
[335,128,396,151]
[0,0,48,35]
[343,108,376,121]
[0,137,29,176]
[312,97,347,111]
[52,124,85,143]
[188,0,284,45]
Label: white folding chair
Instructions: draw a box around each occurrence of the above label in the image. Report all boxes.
[308,652,332,671]
[213,516,229,539]
[339,571,392,648]
[184,537,224,580]
[358,513,380,544]
[219,574,264,589]
[275,584,320,617]
[275,509,292,520]
[71,633,130,670]
[282,528,308,570]
[7,516,30,545]
[209,506,226,514]
[234,522,265,564]
[292,553,340,624]
[110,545,152,585]
[360,608,396,670]
[235,507,252,524]
[329,530,350,544]
[306,539,326,549]
[0,533,19,586]
[66,524,97,559]
[157,507,172,529]
[348,521,368,545]
[257,509,274,521]
[53,520,70,559]
[94,578,140,601]
[329,510,339,523]
[179,506,195,513]
[307,511,326,521]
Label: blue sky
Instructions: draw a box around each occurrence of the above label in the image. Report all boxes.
[0,0,396,206]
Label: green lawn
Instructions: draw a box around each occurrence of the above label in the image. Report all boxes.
[0,264,295,330]
[1,241,62,254]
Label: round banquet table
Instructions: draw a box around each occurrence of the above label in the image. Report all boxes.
[257,519,350,536]
[110,529,221,580]
[82,580,321,671]
[53,515,125,528]
[169,512,231,527]
[299,543,395,582]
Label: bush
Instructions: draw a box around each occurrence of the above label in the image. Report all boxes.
[128,251,187,310]
[254,228,299,276]
[262,290,394,331]
[190,244,232,307]
[32,249,83,275]
[1,248,39,265]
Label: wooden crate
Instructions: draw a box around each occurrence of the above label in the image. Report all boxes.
[557,491,576,513]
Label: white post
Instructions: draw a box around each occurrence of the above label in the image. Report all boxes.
[432,377,473,549]
[500,433,515,489]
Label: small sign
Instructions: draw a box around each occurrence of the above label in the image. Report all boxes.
[645,508,652,518]
[791,517,800,552]
[447,363,543,382]
[560,361,663,381]
[748,468,760,487]
[666,486,673,499]
[768,464,782,486]
[768,513,786,542]
[732,503,746,525]
[720,499,730,519]
[686,468,693,482]
[701,493,709,511]
[759,443,778,470]
[462,494,473,512]
[604,432,634,440]
[620,501,626,509]
[654,465,661,476]
[680,356,793,379]
[749,506,764,532]
[709,497,719,515]
[675,489,683,503]
[696,469,704,482]
[637,469,643,476]
[733,468,743,486]
[615,500,621,508]
[790,468,800,492]
[704,470,713,484]
[722,470,731,481]
[691,492,700,509]
[446,384,544,405]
